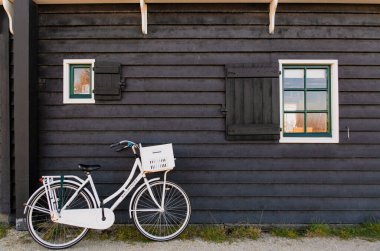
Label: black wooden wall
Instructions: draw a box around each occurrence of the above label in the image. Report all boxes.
[0,9,11,222]
[37,3,380,224]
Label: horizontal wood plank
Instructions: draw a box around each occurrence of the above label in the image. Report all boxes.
[38,3,380,14]
[39,144,380,158]
[340,105,380,118]
[39,118,224,131]
[40,92,224,105]
[40,78,225,93]
[34,180,380,198]
[188,211,380,224]
[39,157,380,171]
[39,12,380,26]
[38,53,380,67]
[39,25,380,40]
[38,65,380,79]
[39,105,223,118]
[39,130,380,144]
[38,39,380,53]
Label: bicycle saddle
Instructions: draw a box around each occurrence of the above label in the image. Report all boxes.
[78,164,101,172]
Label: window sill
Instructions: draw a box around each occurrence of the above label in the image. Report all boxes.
[280,136,339,144]
[63,98,95,104]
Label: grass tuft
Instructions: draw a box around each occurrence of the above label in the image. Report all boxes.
[84,222,380,243]
[179,225,261,242]
[0,224,8,239]
[271,227,299,239]
[228,225,261,240]
[86,225,150,243]
[114,225,150,243]
[198,225,228,243]
[331,222,380,241]
[305,224,331,238]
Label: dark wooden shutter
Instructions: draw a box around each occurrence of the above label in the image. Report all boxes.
[93,62,123,101]
[225,63,280,141]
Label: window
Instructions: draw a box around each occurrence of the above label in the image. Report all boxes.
[279,60,339,143]
[63,59,95,104]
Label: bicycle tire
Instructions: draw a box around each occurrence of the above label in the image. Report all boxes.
[26,183,93,249]
[132,181,191,241]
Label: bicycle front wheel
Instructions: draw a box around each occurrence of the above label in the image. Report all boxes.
[26,183,93,249]
[133,181,191,241]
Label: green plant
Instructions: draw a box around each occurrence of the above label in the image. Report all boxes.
[86,225,150,243]
[179,225,261,242]
[271,227,299,239]
[82,222,380,242]
[228,225,261,240]
[305,224,331,237]
[0,224,8,239]
[178,225,201,240]
[198,225,228,243]
[331,222,380,241]
[114,225,150,242]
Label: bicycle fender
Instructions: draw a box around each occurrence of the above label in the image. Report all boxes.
[23,180,97,215]
[128,177,160,218]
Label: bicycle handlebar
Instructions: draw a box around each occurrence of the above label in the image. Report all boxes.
[110,140,138,153]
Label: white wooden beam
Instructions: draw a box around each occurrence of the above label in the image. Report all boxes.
[269,0,278,34]
[3,0,14,34]
[3,0,380,4]
[140,0,148,34]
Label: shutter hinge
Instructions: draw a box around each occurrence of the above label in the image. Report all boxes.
[120,77,127,89]
[279,70,282,75]
[227,71,236,77]
[220,106,228,115]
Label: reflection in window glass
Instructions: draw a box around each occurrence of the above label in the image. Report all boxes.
[282,65,331,137]
[73,67,91,95]
[307,113,328,133]
[306,69,327,88]
[284,69,304,88]
[307,91,327,110]
[284,113,304,133]
[284,91,304,111]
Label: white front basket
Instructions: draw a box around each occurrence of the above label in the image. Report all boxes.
[140,143,175,173]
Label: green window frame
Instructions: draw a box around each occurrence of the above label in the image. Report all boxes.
[69,64,92,99]
[282,65,331,137]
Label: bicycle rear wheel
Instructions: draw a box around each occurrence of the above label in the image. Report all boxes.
[26,183,92,249]
[133,181,191,241]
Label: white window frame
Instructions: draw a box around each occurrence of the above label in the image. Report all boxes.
[279,59,339,143]
[63,59,95,104]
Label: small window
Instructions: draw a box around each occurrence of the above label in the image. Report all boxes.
[279,60,339,143]
[63,59,95,104]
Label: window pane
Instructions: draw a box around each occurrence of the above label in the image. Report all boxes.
[73,67,91,95]
[284,113,304,133]
[284,69,304,88]
[307,113,328,133]
[306,69,327,88]
[284,91,304,111]
[307,91,327,110]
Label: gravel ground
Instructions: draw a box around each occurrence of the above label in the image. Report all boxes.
[1,229,380,251]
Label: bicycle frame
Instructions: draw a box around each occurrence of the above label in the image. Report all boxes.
[24,141,191,248]
[42,157,168,218]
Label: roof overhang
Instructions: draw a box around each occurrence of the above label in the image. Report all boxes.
[2,0,380,36]
[2,0,380,4]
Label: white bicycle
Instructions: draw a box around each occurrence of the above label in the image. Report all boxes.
[24,140,191,249]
